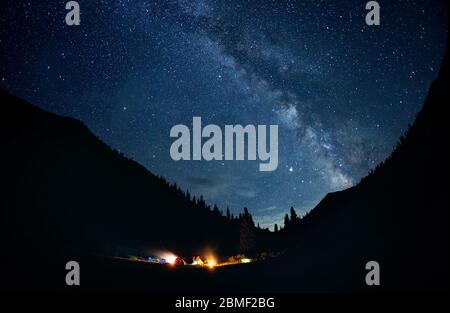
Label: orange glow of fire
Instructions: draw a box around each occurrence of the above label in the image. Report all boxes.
[206,257,217,268]
[192,256,204,266]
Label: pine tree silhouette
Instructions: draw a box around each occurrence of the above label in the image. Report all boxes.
[239,207,256,254]
[290,207,299,225]
[284,213,290,228]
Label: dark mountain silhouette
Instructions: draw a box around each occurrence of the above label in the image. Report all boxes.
[0,91,277,264]
[263,48,449,291]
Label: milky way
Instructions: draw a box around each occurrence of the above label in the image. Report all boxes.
[0,0,448,228]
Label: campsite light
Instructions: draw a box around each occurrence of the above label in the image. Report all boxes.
[158,252,178,265]
[192,256,204,266]
[240,258,251,264]
[206,257,217,268]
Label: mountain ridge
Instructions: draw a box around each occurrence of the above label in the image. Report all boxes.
[0,89,263,259]
[267,48,449,291]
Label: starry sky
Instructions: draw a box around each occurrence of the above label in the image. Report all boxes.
[1,0,448,229]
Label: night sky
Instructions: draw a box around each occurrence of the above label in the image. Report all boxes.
[1,1,448,229]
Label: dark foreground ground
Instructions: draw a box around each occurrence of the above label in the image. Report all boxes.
[2,250,440,293]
